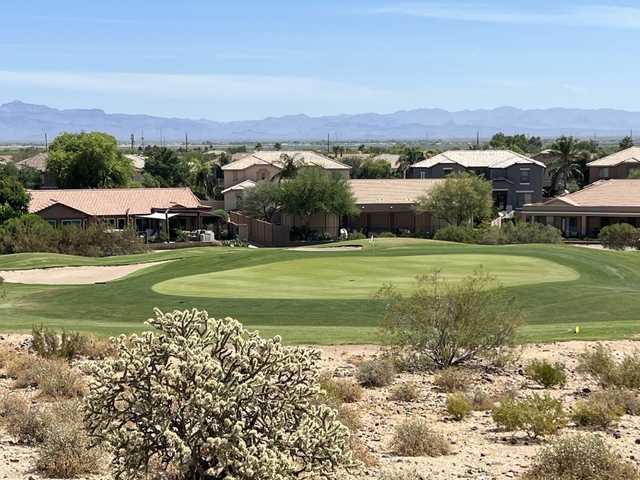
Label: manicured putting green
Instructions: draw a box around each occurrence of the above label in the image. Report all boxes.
[153,254,578,300]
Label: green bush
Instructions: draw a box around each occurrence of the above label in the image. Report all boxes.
[433,225,479,243]
[578,344,640,389]
[390,418,450,457]
[571,392,625,429]
[499,222,563,244]
[469,389,495,411]
[357,357,396,388]
[492,393,567,438]
[32,324,88,361]
[525,359,567,388]
[349,231,367,240]
[599,223,639,249]
[319,374,364,404]
[523,433,640,480]
[376,231,396,238]
[446,393,472,420]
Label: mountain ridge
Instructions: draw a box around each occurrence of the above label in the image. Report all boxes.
[1,100,639,142]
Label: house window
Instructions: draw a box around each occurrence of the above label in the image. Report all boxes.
[47,219,57,228]
[420,170,427,179]
[61,219,82,228]
[600,168,609,178]
[520,168,531,184]
[517,192,533,207]
[443,168,453,177]
[257,168,269,181]
[117,218,127,229]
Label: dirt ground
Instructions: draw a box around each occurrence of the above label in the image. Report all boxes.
[1,335,639,479]
[0,261,170,285]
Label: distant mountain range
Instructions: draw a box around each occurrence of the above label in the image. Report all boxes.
[1,100,640,143]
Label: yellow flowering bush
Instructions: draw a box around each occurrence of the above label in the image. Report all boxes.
[85,308,352,480]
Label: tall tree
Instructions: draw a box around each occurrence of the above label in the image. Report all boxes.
[0,176,29,224]
[273,142,282,151]
[619,135,634,150]
[548,136,584,195]
[272,153,301,182]
[240,181,283,222]
[417,172,493,226]
[144,146,188,187]
[48,132,133,188]
[398,147,425,178]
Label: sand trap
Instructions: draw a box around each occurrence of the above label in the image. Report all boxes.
[0,261,170,285]
[288,245,363,252]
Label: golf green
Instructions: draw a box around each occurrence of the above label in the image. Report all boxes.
[152,254,579,299]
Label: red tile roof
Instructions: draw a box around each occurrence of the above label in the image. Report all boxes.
[28,188,203,217]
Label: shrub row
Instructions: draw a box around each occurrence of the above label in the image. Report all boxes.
[598,223,640,250]
[434,222,563,245]
[0,214,146,256]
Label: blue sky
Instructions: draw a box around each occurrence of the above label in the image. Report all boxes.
[2,1,640,120]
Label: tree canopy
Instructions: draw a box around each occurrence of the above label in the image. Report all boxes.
[48,132,133,188]
[0,175,30,224]
[619,135,634,150]
[240,181,283,222]
[417,172,493,225]
[488,133,542,154]
[343,157,393,179]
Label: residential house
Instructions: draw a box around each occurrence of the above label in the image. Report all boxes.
[531,149,558,191]
[345,179,445,234]
[371,153,401,171]
[221,150,351,210]
[28,187,217,239]
[587,147,640,182]
[407,150,545,210]
[520,179,640,237]
[15,152,55,187]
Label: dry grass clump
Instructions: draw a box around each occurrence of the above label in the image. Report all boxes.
[337,404,363,433]
[522,433,640,480]
[0,344,15,369]
[78,334,116,359]
[5,353,85,398]
[571,391,625,429]
[433,368,469,393]
[0,392,48,444]
[357,357,396,388]
[389,381,420,402]
[319,374,364,403]
[525,359,567,388]
[378,469,425,480]
[6,353,41,387]
[578,344,640,389]
[608,389,640,415]
[36,400,105,478]
[446,392,472,421]
[390,418,450,457]
[492,393,567,439]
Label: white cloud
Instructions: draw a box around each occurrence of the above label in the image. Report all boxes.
[368,3,640,29]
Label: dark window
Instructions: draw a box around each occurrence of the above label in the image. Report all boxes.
[443,168,453,176]
[520,168,531,184]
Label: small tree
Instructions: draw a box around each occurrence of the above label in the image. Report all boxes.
[85,308,353,480]
[619,135,634,150]
[598,223,639,250]
[240,181,283,222]
[417,172,493,226]
[377,271,525,368]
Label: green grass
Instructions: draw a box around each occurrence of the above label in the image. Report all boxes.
[1,239,640,344]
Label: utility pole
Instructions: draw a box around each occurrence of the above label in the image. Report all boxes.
[141,129,145,150]
[44,132,48,150]
[130,134,135,152]
[185,132,189,151]
[327,133,330,155]
[476,130,480,148]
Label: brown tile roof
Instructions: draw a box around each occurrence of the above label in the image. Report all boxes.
[587,147,640,167]
[349,179,443,205]
[28,187,203,217]
[222,150,350,171]
[16,152,48,172]
[547,179,640,207]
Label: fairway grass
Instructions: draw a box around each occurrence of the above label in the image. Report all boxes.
[1,239,640,344]
[153,254,578,299]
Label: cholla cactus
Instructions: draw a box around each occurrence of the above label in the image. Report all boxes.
[85,308,353,480]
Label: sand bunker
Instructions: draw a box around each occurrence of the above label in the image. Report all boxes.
[0,261,169,285]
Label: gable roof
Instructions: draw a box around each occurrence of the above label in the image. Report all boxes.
[123,154,146,170]
[221,180,256,194]
[371,153,401,170]
[349,179,443,205]
[587,147,640,167]
[411,150,544,169]
[541,179,640,208]
[222,150,350,171]
[28,187,203,217]
[16,152,48,172]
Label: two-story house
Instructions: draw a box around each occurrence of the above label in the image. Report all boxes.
[407,150,545,211]
[587,147,640,183]
[221,150,351,210]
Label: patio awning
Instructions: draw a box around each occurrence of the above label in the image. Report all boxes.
[137,212,180,220]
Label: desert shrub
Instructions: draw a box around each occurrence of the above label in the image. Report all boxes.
[446,393,472,421]
[36,400,104,478]
[571,392,625,429]
[85,308,353,480]
[578,344,640,389]
[0,393,48,444]
[390,418,450,457]
[525,359,567,388]
[433,225,479,243]
[0,214,58,254]
[608,389,640,415]
[492,393,567,438]
[32,324,88,361]
[357,357,396,388]
[379,271,525,368]
[78,334,117,359]
[599,223,639,250]
[35,359,86,398]
[389,382,419,402]
[0,344,14,369]
[433,368,469,392]
[337,404,362,433]
[350,437,377,468]
[470,389,495,411]
[378,469,423,480]
[500,222,562,244]
[6,353,41,387]
[320,375,364,404]
[522,433,640,480]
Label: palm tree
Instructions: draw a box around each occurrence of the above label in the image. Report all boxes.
[397,147,425,178]
[548,136,584,195]
[272,153,301,182]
